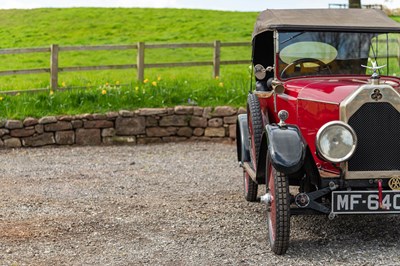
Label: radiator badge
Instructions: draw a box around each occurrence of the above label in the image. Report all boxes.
[371,89,382,101]
[388,176,400,190]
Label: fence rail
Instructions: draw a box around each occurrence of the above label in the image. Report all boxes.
[0,41,251,92]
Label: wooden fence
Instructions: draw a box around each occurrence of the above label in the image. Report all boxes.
[0,41,251,92]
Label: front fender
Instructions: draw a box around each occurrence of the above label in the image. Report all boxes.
[265,124,306,175]
[236,114,250,163]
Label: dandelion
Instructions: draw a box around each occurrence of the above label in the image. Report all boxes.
[102,89,107,95]
[116,80,120,86]
[219,82,224,87]
[49,90,54,95]
[157,76,162,81]
[105,82,109,87]
[215,76,219,80]
[0,96,3,101]
[61,81,66,87]
[152,81,157,87]
[143,79,149,83]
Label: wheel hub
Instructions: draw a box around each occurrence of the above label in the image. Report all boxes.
[261,193,273,205]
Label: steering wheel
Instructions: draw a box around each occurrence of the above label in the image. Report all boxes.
[281,58,330,78]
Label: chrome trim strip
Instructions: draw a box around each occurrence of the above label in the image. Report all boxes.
[297,97,340,105]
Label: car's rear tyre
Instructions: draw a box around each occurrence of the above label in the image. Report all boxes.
[243,170,258,202]
[266,154,290,255]
[244,94,263,202]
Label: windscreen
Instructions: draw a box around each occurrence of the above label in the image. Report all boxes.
[278,31,400,79]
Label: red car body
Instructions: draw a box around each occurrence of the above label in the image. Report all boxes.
[236,8,400,255]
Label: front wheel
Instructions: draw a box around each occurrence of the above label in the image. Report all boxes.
[266,156,290,255]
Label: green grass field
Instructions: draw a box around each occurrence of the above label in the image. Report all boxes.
[0,8,257,90]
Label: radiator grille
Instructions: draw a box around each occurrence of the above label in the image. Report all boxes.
[348,102,400,171]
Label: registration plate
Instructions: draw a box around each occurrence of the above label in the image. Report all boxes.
[332,191,400,214]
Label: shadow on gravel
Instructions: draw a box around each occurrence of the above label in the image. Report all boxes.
[286,214,399,257]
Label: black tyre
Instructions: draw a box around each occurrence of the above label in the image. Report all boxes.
[244,94,263,202]
[266,154,290,255]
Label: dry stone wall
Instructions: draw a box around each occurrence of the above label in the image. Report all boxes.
[0,106,246,148]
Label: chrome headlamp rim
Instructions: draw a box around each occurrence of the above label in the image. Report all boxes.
[316,121,357,163]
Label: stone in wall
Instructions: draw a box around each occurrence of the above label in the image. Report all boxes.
[174,106,193,115]
[4,138,21,148]
[208,118,223,128]
[0,129,9,137]
[145,116,158,127]
[55,131,75,145]
[72,120,83,129]
[119,110,135,117]
[177,127,193,137]
[44,121,73,132]
[76,128,101,145]
[22,133,55,147]
[139,108,168,116]
[115,117,145,135]
[38,116,57,124]
[193,107,204,116]
[159,115,188,127]
[224,116,237,124]
[204,127,225,137]
[101,128,115,137]
[193,128,205,136]
[35,124,44,134]
[23,117,38,127]
[5,120,23,129]
[146,127,177,137]
[229,124,236,139]
[211,106,237,117]
[84,120,114,129]
[190,117,207,128]
[10,128,36,138]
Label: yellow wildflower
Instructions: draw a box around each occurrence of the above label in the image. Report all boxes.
[105,82,109,87]
[143,79,149,83]
[61,81,66,87]
[0,97,3,101]
[152,81,157,87]
[102,89,107,95]
[215,76,219,80]
[116,81,120,86]
[219,82,224,87]
[49,90,54,95]
[157,76,162,81]
[135,86,139,92]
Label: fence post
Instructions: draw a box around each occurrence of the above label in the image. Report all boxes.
[50,44,59,90]
[213,40,221,78]
[137,42,145,82]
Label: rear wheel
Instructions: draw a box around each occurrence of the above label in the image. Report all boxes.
[266,155,290,255]
[244,94,263,202]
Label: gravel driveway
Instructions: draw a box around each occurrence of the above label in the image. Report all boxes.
[0,142,399,265]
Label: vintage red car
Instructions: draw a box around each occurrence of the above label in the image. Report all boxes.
[236,8,400,255]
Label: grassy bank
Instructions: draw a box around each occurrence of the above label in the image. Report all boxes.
[0,8,256,118]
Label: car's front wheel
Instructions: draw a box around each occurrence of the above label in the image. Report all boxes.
[266,154,290,255]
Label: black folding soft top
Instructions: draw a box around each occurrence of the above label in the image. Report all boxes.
[253,9,400,37]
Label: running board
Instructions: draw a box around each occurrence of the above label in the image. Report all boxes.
[241,162,256,181]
